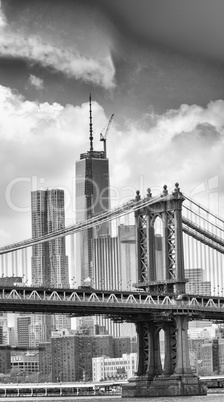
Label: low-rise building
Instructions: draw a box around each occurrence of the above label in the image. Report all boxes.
[11,352,39,374]
[92,353,137,382]
[0,345,11,374]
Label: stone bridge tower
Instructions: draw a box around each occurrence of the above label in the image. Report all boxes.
[122,183,206,398]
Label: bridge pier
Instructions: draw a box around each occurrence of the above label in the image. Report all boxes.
[163,319,176,375]
[174,314,192,375]
[122,316,207,398]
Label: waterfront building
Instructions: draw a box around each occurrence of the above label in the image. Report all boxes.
[212,338,219,374]
[201,341,213,374]
[218,338,224,374]
[51,334,93,382]
[50,331,135,383]
[199,338,221,375]
[0,345,11,374]
[92,353,137,382]
[0,346,11,374]
[11,352,39,375]
[39,342,52,379]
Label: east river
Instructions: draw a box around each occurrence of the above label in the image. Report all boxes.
[2,391,224,402]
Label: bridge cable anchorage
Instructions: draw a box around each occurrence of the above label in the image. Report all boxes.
[0,194,163,254]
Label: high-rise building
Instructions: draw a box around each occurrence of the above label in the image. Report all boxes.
[113,337,131,358]
[93,335,114,358]
[51,332,135,382]
[92,225,136,337]
[92,225,136,292]
[75,98,136,339]
[31,189,70,343]
[75,95,110,284]
[17,316,31,348]
[51,334,93,382]
[185,268,211,295]
[31,189,69,287]
[39,342,52,379]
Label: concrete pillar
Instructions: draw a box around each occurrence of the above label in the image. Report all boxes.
[174,315,192,375]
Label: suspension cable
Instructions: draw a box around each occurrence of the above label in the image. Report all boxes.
[182,224,224,255]
[0,194,163,255]
[182,216,224,249]
[183,205,224,234]
[184,194,224,225]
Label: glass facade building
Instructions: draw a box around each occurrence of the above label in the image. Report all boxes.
[76,150,110,283]
[31,189,69,287]
[31,189,70,344]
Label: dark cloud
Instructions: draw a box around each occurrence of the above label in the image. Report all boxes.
[172,123,222,149]
[97,0,224,64]
[0,0,224,246]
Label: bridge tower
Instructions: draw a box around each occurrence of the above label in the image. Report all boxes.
[122,183,206,398]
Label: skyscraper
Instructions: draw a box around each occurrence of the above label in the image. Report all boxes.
[185,268,211,295]
[76,95,110,283]
[92,224,136,337]
[31,189,70,343]
[17,316,31,348]
[31,189,69,287]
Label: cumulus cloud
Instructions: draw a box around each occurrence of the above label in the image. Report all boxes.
[29,74,44,90]
[0,84,108,243]
[110,100,224,202]
[0,32,115,89]
[1,83,224,244]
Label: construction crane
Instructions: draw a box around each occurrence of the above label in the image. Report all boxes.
[100,113,114,157]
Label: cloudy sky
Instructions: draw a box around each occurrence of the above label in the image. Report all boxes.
[1,0,224,246]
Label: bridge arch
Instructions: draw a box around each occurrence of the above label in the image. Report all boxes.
[154,216,164,281]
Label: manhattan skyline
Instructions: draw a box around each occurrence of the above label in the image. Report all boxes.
[0,0,224,247]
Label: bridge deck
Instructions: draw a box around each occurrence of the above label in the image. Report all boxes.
[0,286,224,321]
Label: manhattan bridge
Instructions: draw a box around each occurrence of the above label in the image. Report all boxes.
[0,182,224,397]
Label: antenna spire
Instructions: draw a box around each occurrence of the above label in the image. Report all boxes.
[89,93,93,151]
